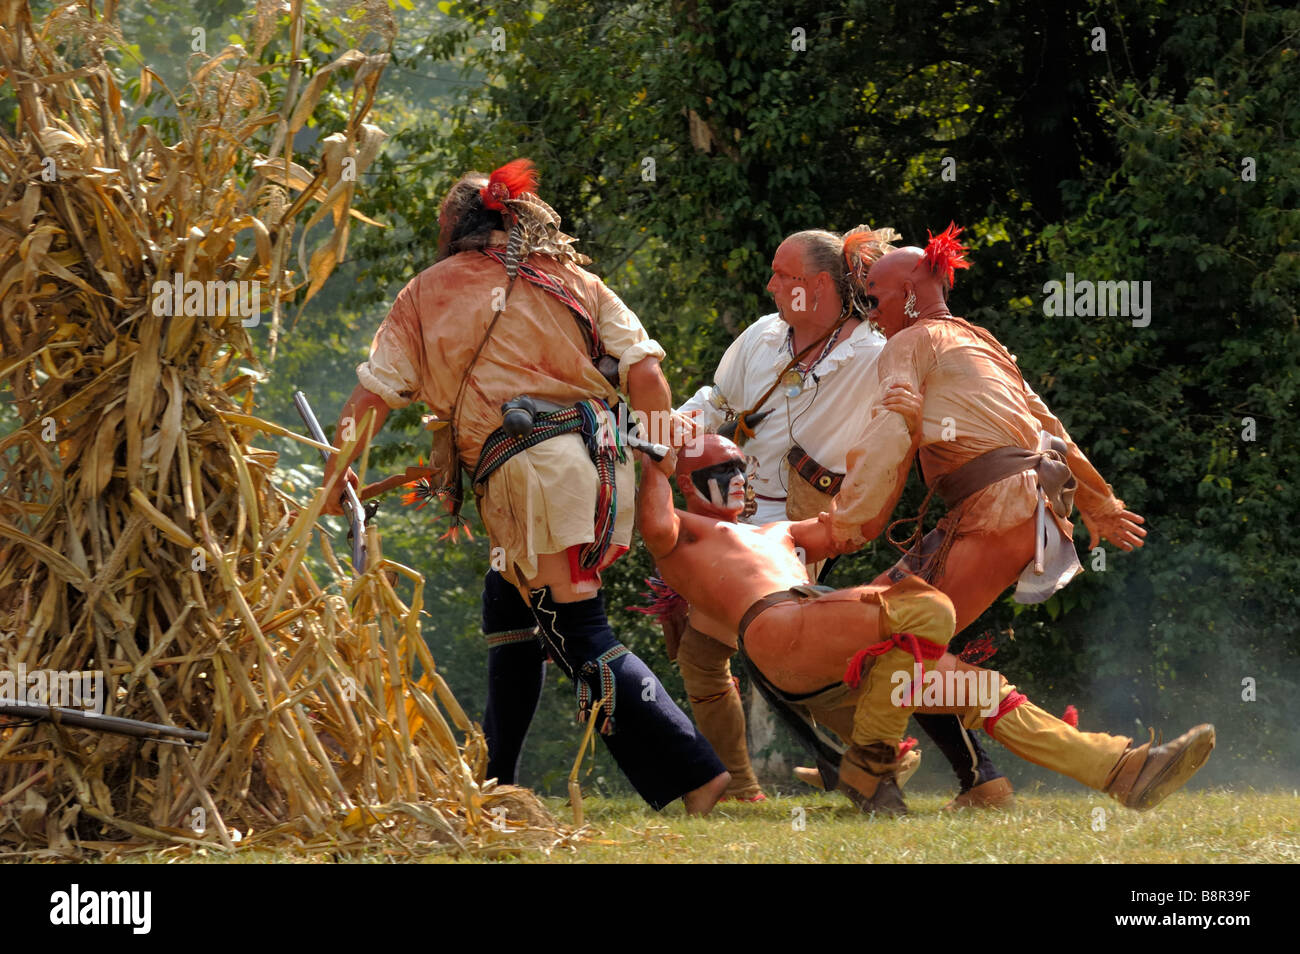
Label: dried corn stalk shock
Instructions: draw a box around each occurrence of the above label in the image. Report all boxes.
[0,0,570,860]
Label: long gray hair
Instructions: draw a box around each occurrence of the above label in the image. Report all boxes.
[788,226,901,319]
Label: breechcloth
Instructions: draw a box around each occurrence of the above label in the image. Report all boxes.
[735,585,855,779]
[481,569,545,785]
[474,399,625,577]
[528,586,724,810]
[888,442,1080,603]
[676,624,763,798]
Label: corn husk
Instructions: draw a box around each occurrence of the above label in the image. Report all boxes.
[0,0,567,859]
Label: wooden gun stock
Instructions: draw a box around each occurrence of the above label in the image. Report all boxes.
[357,466,442,502]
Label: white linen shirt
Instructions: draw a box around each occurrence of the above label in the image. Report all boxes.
[678,313,887,525]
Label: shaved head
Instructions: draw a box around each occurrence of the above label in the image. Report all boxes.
[864,246,949,338]
[869,246,926,285]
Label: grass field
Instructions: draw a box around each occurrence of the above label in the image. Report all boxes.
[126,787,1299,864]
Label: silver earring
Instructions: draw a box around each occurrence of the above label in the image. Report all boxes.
[904,291,920,320]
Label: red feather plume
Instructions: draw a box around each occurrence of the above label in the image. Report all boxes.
[629,576,688,628]
[481,158,540,211]
[923,221,971,287]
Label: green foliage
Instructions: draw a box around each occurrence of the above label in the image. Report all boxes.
[998,4,1300,773]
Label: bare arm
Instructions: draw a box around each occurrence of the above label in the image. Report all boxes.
[321,384,391,516]
[590,280,694,447]
[627,355,671,426]
[628,355,698,449]
[789,514,839,564]
[635,447,682,559]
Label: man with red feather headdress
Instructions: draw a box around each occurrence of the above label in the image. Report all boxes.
[822,224,1176,790]
[321,160,730,814]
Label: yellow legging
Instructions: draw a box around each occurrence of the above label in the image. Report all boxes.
[847,576,1130,787]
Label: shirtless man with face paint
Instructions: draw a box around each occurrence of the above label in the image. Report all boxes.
[635,433,1215,815]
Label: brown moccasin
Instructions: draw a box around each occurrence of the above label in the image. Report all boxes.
[1104,724,1216,812]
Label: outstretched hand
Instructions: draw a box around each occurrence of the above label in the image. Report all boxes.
[1082,507,1147,552]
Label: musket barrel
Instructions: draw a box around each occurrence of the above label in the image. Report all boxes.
[0,702,210,743]
[293,389,368,572]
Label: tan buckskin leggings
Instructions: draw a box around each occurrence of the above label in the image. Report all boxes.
[676,624,763,799]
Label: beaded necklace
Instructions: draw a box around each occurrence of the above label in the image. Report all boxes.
[781,322,846,397]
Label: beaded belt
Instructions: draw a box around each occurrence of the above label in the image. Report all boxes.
[473,399,624,573]
[473,406,585,486]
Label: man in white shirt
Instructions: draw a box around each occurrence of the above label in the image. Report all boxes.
[673,228,1012,807]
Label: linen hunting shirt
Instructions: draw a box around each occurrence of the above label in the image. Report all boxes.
[678,313,887,525]
[357,234,664,584]
[829,316,1126,553]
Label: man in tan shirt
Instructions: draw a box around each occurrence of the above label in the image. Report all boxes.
[823,225,1148,789]
[829,225,1146,612]
[321,161,728,813]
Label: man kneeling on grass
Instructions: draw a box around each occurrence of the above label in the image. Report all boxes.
[635,433,1215,815]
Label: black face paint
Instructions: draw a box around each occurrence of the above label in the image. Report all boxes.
[690,460,746,502]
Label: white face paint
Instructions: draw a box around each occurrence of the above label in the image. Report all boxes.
[707,473,748,512]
